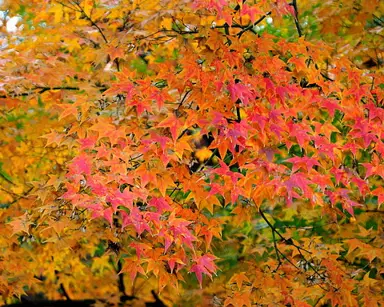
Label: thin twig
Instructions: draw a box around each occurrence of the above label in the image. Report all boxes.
[313,294,325,307]
[321,72,334,82]
[258,208,312,253]
[271,229,282,271]
[56,1,81,12]
[237,12,271,38]
[176,89,192,112]
[70,0,109,44]
[0,186,30,199]
[3,187,34,207]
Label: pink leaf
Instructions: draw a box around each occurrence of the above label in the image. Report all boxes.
[69,154,92,175]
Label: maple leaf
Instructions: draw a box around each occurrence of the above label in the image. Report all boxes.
[107,45,125,61]
[121,207,151,236]
[78,136,97,150]
[283,173,312,205]
[109,189,135,211]
[57,103,80,121]
[227,81,255,105]
[159,212,197,252]
[190,253,218,287]
[103,207,114,226]
[224,291,252,307]
[229,272,250,290]
[2,0,384,303]
[120,258,146,282]
[240,4,264,23]
[45,174,65,190]
[8,213,32,236]
[212,160,243,183]
[286,156,320,173]
[319,98,342,117]
[371,186,384,209]
[342,198,362,216]
[148,197,172,213]
[41,130,63,147]
[157,114,183,141]
[362,155,384,179]
[129,242,151,259]
[350,118,378,148]
[286,122,312,149]
[89,119,116,141]
[68,154,93,176]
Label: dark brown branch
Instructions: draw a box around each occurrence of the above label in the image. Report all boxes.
[271,227,282,271]
[372,14,384,27]
[313,294,326,307]
[0,186,31,199]
[258,208,338,291]
[0,87,80,99]
[68,0,123,71]
[361,209,384,214]
[35,86,80,94]
[147,291,167,307]
[59,284,71,301]
[115,258,136,302]
[258,208,312,253]
[176,89,192,113]
[291,0,303,37]
[7,187,34,206]
[142,12,272,43]
[70,0,109,44]
[259,208,300,271]
[258,208,284,240]
[320,72,334,82]
[117,258,127,297]
[56,1,81,12]
[114,58,120,71]
[237,11,271,38]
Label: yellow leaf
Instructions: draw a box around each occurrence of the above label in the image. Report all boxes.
[229,272,250,290]
[83,0,94,16]
[11,186,24,195]
[161,17,173,29]
[195,147,212,162]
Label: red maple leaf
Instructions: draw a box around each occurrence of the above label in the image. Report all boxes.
[190,254,218,287]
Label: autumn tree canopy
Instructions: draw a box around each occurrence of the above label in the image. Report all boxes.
[0,0,383,306]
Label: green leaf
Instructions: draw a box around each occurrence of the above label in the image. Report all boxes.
[0,162,14,184]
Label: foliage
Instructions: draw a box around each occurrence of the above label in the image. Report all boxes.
[0,0,383,306]
[299,0,384,69]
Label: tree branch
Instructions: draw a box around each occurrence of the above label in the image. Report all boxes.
[258,208,312,252]
[0,87,80,99]
[116,258,136,302]
[258,208,339,291]
[361,209,384,214]
[147,290,166,307]
[59,284,71,301]
[291,0,303,37]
